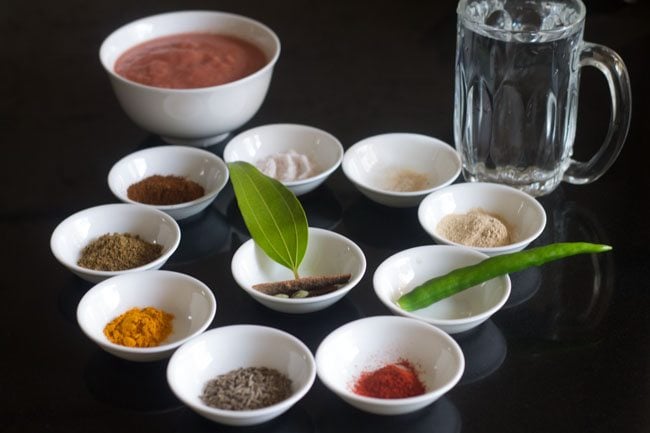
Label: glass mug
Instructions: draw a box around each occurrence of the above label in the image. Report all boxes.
[454,0,631,196]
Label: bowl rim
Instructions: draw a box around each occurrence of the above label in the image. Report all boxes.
[314,315,465,406]
[107,145,230,210]
[341,132,462,197]
[224,123,345,186]
[417,182,547,253]
[166,324,316,418]
[50,203,181,278]
[372,245,511,325]
[231,227,366,305]
[76,270,217,354]
[99,10,281,93]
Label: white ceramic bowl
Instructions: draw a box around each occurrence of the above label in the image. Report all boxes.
[99,11,280,147]
[373,245,511,334]
[50,203,181,283]
[231,227,365,313]
[418,182,547,256]
[342,133,461,208]
[223,123,344,196]
[77,270,216,362]
[167,325,316,426]
[315,316,464,415]
[108,145,229,220]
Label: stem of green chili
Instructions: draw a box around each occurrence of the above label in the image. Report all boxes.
[396,242,612,312]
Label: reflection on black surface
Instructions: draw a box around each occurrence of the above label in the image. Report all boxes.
[57,277,93,326]
[83,351,181,413]
[543,207,614,341]
[172,403,315,433]
[499,191,615,342]
[135,133,228,155]
[167,207,232,265]
[236,296,362,353]
[317,392,461,433]
[343,198,426,250]
[136,134,168,150]
[298,185,344,229]
[503,266,542,309]
[224,184,343,232]
[454,320,507,385]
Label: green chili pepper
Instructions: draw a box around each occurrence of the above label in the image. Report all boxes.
[396,242,612,312]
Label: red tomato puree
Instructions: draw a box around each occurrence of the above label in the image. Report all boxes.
[114,32,267,89]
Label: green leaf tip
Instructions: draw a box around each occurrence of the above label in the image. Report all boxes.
[228,161,308,278]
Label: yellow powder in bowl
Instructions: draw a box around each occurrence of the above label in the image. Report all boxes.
[103,306,174,347]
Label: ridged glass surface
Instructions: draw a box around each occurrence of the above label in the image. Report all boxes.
[454,0,583,195]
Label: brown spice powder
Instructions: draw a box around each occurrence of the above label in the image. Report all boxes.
[77,232,163,271]
[436,208,511,248]
[384,168,430,192]
[127,174,205,205]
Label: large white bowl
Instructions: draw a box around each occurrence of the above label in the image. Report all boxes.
[167,325,316,426]
[342,133,461,208]
[224,123,344,196]
[315,316,464,415]
[99,11,280,147]
[50,203,181,283]
[373,245,511,334]
[418,182,547,256]
[77,270,216,362]
[108,145,229,220]
[231,227,366,313]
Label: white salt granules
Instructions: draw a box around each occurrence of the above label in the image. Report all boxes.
[256,150,320,182]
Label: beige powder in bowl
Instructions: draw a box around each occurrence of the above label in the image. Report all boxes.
[436,208,511,248]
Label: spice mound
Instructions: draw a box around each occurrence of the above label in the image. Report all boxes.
[104,306,174,347]
[77,232,163,271]
[352,359,426,399]
[436,208,511,248]
[127,174,205,205]
[256,150,321,182]
[383,167,431,192]
[200,367,292,410]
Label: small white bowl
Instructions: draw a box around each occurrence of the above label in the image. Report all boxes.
[108,145,229,220]
[342,133,461,208]
[50,203,181,283]
[100,11,280,146]
[77,270,216,362]
[231,227,366,313]
[167,325,316,426]
[373,245,511,334]
[315,316,464,416]
[223,123,344,196]
[418,182,547,256]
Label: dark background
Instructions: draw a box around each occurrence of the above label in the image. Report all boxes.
[2,1,649,432]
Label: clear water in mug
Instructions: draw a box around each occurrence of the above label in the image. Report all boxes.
[455,0,583,195]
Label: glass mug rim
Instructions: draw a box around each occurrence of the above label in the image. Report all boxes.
[457,0,587,36]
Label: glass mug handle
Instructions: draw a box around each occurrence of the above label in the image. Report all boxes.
[563,42,632,184]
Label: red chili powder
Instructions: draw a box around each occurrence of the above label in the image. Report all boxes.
[352,359,426,399]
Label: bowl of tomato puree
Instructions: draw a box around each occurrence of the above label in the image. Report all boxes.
[100,11,280,147]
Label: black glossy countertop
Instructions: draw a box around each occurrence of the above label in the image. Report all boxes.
[2,1,649,432]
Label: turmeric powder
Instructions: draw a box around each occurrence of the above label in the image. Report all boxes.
[103,306,174,347]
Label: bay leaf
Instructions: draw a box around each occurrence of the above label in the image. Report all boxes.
[228,161,308,279]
